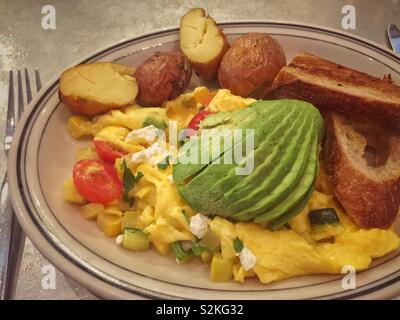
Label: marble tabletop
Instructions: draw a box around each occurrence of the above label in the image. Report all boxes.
[1,0,399,300]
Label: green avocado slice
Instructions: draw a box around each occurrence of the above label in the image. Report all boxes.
[226,110,313,220]
[173,99,324,225]
[230,114,315,221]
[178,105,297,213]
[269,185,315,230]
[173,106,261,183]
[201,106,305,217]
[216,106,309,214]
[254,131,319,224]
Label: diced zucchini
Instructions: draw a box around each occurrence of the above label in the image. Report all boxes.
[198,230,221,252]
[63,179,86,204]
[309,208,340,225]
[121,211,141,231]
[97,213,122,237]
[67,115,90,139]
[210,255,233,282]
[76,146,98,161]
[122,228,150,251]
[308,208,343,241]
[80,203,104,220]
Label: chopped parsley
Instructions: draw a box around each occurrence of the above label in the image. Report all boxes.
[233,237,244,253]
[191,244,207,256]
[171,241,192,262]
[121,159,144,205]
[157,155,170,170]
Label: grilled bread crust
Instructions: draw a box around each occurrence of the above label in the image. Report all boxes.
[265,52,400,128]
[323,112,400,229]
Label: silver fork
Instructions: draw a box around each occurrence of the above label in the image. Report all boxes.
[0,69,41,300]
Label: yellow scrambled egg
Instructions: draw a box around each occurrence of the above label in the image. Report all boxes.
[65,87,400,284]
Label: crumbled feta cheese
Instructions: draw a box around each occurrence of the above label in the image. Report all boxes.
[238,247,256,271]
[131,140,165,165]
[129,135,177,167]
[125,125,159,144]
[115,234,124,246]
[190,213,209,239]
[167,175,174,184]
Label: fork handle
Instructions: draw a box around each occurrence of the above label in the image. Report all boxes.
[0,174,26,300]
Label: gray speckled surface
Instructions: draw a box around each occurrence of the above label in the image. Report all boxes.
[1,0,399,300]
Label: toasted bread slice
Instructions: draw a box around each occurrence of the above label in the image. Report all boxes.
[265,52,400,127]
[323,112,400,229]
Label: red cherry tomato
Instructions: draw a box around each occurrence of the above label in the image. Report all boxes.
[73,159,122,203]
[94,140,127,164]
[187,111,213,133]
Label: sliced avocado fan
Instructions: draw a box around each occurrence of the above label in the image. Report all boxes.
[172,99,324,228]
[189,106,306,216]
[178,105,297,211]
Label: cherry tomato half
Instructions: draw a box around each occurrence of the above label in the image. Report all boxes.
[94,140,127,164]
[73,159,122,203]
[187,111,213,133]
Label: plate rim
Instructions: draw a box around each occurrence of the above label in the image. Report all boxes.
[8,21,400,300]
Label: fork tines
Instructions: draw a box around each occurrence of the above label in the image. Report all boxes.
[5,69,41,153]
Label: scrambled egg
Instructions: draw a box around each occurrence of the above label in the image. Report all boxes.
[65,87,400,284]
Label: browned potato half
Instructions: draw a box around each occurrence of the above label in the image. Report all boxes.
[180,8,229,80]
[218,33,286,97]
[60,62,138,117]
[135,51,192,106]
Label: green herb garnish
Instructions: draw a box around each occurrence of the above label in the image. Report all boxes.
[121,160,144,205]
[171,241,192,262]
[233,237,244,253]
[157,156,170,170]
[135,171,144,182]
[191,245,207,256]
[122,162,135,203]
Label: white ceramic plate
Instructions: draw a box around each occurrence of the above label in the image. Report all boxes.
[8,22,400,299]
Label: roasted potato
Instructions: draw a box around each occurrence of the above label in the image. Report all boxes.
[218,33,286,98]
[135,51,192,106]
[59,62,138,117]
[180,8,229,80]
